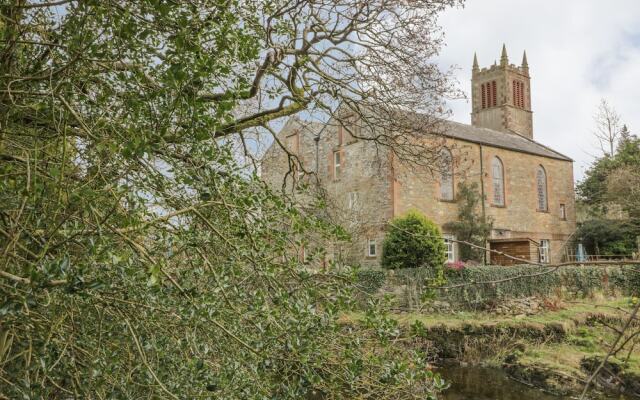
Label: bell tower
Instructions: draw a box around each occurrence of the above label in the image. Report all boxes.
[471,45,533,139]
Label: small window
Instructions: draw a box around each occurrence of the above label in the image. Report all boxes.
[539,239,550,263]
[348,192,359,209]
[443,234,456,263]
[559,204,566,220]
[367,239,377,257]
[439,148,454,201]
[333,151,341,179]
[286,133,299,155]
[491,156,505,206]
[536,166,548,211]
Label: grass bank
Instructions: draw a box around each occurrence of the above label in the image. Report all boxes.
[406,297,639,397]
[349,297,640,398]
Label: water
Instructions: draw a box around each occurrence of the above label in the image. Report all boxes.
[310,365,633,399]
[438,365,637,399]
[438,365,559,399]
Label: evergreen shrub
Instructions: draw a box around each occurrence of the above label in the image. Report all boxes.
[381,211,446,270]
[355,269,386,294]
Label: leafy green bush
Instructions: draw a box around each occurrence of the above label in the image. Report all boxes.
[381,211,446,270]
[355,269,386,293]
[576,218,640,256]
[387,264,640,309]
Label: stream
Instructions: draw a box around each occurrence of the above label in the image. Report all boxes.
[437,365,634,400]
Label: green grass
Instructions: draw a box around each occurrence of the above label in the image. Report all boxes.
[387,297,633,334]
[363,296,640,396]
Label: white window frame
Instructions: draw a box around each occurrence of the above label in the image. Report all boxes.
[367,239,377,257]
[348,192,359,210]
[539,239,550,263]
[443,234,456,263]
[492,157,505,206]
[333,151,341,178]
[560,203,566,220]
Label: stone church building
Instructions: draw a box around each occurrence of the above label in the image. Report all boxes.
[262,46,576,266]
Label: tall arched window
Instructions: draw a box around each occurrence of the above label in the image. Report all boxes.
[440,148,454,200]
[492,156,504,206]
[536,165,548,211]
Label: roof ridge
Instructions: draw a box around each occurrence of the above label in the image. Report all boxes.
[440,120,572,162]
[504,127,572,161]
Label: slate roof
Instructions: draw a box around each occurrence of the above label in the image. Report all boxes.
[275,115,572,162]
[441,120,572,161]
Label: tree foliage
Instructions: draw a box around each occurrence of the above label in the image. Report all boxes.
[0,1,460,398]
[576,219,640,256]
[577,132,640,217]
[444,182,492,262]
[577,122,639,257]
[382,211,447,270]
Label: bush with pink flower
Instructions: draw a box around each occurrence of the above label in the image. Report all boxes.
[445,260,465,271]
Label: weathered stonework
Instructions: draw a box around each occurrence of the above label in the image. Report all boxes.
[395,138,575,263]
[262,47,577,266]
[471,45,533,139]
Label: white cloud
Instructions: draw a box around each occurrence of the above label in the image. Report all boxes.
[436,0,640,181]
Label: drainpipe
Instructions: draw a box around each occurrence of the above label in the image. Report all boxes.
[479,144,487,264]
[314,135,320,175]
[313,120,330,179]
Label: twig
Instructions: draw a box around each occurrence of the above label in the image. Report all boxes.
[579,300,640,399]
[124,318,179,400]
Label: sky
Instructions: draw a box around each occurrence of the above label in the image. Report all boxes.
[435,0,640,181]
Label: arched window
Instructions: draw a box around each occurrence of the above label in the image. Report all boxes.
[536,165,548,211]
[439,148,454,200]
[492,156,504,206]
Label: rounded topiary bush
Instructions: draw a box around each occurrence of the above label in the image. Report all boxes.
[381,210,446,270]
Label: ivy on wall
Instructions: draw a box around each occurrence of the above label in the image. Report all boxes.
[378,265,640,309]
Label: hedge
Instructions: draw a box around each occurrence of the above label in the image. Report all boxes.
[384,264,640,309]
[355,269,386,294]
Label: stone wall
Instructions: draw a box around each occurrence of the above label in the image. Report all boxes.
[315,120,394,267]
[261,117,395,268]
[395,138,576,263]
[262,117,576,267]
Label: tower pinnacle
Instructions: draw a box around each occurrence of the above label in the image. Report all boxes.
[521,50,529,75]
[472,52,479,74]
[500,44,508,66]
